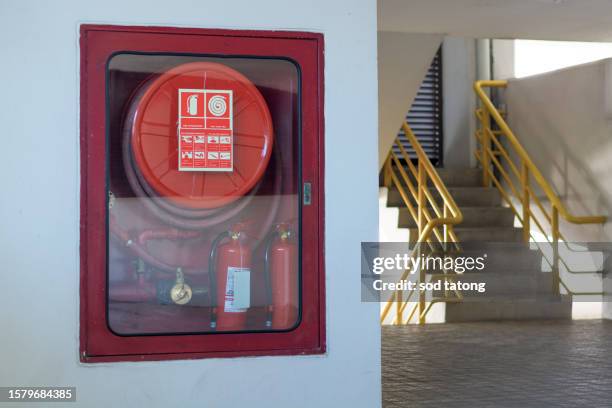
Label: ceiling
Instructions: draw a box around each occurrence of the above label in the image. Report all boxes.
[379,0,612,41]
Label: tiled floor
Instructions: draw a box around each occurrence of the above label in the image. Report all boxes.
[383,320,612,408]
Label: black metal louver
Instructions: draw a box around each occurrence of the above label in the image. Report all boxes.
[393,47,443,167]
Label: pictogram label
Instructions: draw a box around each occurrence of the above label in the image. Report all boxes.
[178,89,233,172]
[224,267,251,312]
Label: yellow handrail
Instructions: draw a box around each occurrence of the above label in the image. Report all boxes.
[474,80,607,295]
[381,122,463,324]
[474,80,606,225]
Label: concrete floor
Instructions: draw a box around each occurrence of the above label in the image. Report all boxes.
[383,320,612,408]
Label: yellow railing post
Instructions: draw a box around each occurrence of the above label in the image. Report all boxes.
[395,289,402,325]
[443,205,449,244]
[419,264,426,325]
[383,155,392,188]
[417,160,426,324]
[521,161,530,243]
[482,111,491,187]
[418,160,426,235]
[552,206,560,295]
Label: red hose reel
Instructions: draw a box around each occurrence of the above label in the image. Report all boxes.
[109,61,298,332]
[129,62,274,210]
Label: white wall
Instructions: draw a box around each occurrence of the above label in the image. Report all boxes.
[378,31,442,168]
[504,61,612,317]
[0,1,381,407]
[492,39,515,80]
[506,60,612,241]
[442,37,476,168]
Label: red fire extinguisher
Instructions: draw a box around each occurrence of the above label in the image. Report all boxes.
[264,224,298,330]
[209,225,252,331]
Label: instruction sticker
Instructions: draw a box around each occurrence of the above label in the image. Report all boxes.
[178,89,233,172]
[224,267,251,313]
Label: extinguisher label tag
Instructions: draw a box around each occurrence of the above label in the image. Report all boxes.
[224,267,250,312]
[178,89,233,172]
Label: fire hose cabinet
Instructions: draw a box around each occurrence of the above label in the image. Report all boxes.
[79,25,325,362]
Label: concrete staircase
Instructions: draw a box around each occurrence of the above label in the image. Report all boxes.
[383,167,572,322]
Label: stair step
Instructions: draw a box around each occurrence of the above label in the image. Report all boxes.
[387,187,501,208]
[399,206,515,228]
[431,168,482,187]
[423,248,543,274]
[445,296,572,322]
[470,247,542,272]
[382,167,482,188]
[432,273,555,297]
[408,227,523,242]
[454,227,523,242]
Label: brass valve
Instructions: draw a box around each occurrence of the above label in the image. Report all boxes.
[170,267,192,305]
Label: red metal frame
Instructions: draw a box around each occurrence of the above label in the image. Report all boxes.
[79,24,325,362]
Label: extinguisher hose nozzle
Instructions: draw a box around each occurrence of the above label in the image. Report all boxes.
[263,230,279,326]
[208,231,230,329]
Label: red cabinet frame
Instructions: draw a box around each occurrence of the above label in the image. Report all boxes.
[79,24,325,362]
